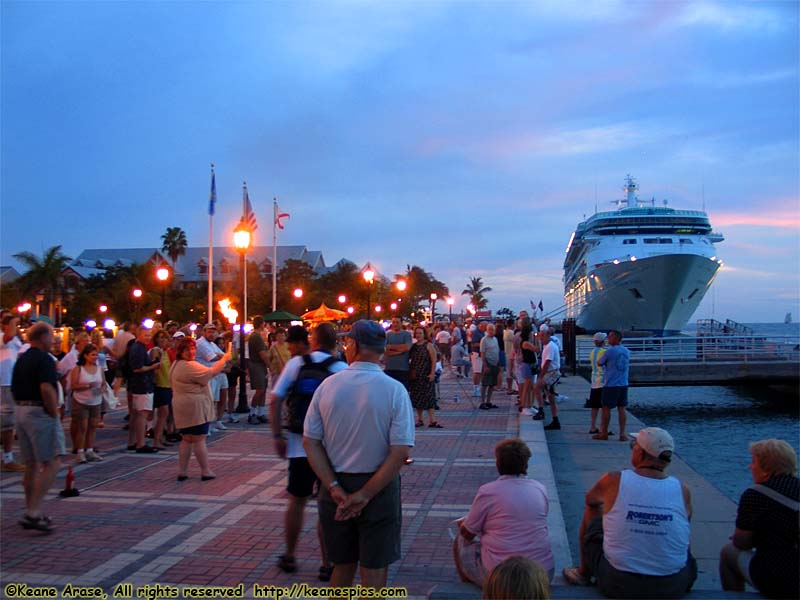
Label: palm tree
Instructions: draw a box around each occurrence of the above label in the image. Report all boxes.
[13,245,72,321]
[461,276,492,310]
[161,227,188,269]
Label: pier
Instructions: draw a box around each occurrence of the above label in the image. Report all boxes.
[0,374,760,598]
[576,335,800,385]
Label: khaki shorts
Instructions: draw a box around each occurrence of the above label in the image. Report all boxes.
[470,352,482,374]
[73,400,102,420]
[0,386,16,431]
[132,393,154,412]
[15,404,66,464]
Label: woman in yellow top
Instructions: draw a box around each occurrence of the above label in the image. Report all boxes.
[267,328,291,385]
[150,330,173,450]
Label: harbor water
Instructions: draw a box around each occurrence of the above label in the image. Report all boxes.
[627,322,799,502]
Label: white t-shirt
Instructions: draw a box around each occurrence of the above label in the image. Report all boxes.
[435,330,451,344]
[272,351,347,458]
[541,340,560,372]
[0,335,22,386]
[304,361,415,473]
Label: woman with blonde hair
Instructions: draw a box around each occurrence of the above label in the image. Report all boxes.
[483,556,550,600]
[170,337,231,481]
[719,439,798,599]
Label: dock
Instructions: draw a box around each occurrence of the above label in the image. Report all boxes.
[0,372,758,598]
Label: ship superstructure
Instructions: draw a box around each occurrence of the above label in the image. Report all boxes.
[563,176,724,335]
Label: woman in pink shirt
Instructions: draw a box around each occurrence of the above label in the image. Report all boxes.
[454,438,554,587]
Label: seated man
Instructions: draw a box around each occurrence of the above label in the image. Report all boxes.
[454,438,554,587]
[563,427,697,599]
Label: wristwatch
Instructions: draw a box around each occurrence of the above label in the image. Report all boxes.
[328,480,340,492]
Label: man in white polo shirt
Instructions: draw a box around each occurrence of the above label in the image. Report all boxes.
[304,320,415,592]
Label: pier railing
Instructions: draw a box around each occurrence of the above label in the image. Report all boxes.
[577,335,800,365]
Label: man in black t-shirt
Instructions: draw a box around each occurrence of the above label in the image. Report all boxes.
[11,321,63,532]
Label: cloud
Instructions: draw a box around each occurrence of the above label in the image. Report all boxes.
[713,210,800,229]
[688,68,796,89]
[670,1,784,33]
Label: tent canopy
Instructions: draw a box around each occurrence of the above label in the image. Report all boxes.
[301,303,349,323]
[261,310,301,322]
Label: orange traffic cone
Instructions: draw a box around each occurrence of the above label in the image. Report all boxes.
[59,465,80,497]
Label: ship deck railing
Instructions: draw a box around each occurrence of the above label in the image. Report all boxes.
[577,335,800,365]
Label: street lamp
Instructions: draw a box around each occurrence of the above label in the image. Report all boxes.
[430,293,438,322]
[338,294,346,304]
[293,288,304,299]
[375,305,382,314]
[395,279,407,292]
[446,296,455,321]
[363,268,375,319]
[156,266,170,320]
[390,302,398,311]
[132,288,143,321]
[233,220,252,413]
[99,304,108,314]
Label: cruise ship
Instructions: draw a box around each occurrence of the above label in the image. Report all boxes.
[563,176,724,335]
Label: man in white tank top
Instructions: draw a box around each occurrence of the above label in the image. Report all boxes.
[563,427,698,599]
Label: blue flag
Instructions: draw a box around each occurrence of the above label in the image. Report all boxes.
[209,167,217,216]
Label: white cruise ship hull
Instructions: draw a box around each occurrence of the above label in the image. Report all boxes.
[572,254,720,335]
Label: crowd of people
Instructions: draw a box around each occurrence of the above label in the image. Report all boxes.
[1,307,797,599]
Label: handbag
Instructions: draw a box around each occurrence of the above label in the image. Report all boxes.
[101,383,118,411]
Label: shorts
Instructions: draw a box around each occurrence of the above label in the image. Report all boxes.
[132,393,154,412]
[470,352,482,374]
[384,370,409,389]
[153,387,173,409]
[543,369,560,386]
[1,386,16,431]
[15,404,66,464]
[287,457,318,498]
[248,361,267,390]
[437,343,450,359]
[318,473,401,569]
[208,376,222,402]
[481,363,500,387]
[517,362,536,381]
[498,351,507,369]
[73,400,102,420]
[179,422,210,436]
[226,369,240,388]
[219,374,229,390]
[602,386,628,408]
[587,387,604,409]
[583,517,697,599]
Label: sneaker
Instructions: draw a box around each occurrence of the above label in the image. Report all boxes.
[543,419,561,430]
[208,426,218,434]
[226,415,240,424]
[520,408,533,416]
[479,403,490,410]
[86,450,103,462]
[532,409,545,421]
[77,450,87,463]
[247,414,259,425]
[472,389,481,398]
[258,415,269,424]
[135,446,159,454]
[216,421,227,430]
[277,555,297,574]
[1,461,25,472]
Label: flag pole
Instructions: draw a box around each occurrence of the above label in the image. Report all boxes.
[208,164,216,325]
[272,198,277,312]
[242,182,248,323]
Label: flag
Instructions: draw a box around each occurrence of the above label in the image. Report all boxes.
[275,203,290,230]
[538,300,544,311]
[530,299,536,311]
[243,184,258,231]
[208,165,217,216]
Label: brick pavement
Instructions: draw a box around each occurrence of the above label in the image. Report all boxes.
[0,371,522,598]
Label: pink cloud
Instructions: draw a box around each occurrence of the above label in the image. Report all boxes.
[712,196,800,228]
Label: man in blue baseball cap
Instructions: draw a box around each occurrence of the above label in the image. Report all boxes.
[304,320,415,592]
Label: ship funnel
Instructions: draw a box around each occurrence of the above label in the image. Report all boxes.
[624,174,638,208]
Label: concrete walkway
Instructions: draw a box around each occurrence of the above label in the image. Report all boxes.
[0,369,740,598]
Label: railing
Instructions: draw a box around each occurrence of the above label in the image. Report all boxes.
[577,335,800,365]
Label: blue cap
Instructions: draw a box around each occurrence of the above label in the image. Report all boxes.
[344,320,386,349]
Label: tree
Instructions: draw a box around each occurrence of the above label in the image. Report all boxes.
[276,259,318,311]
[496,307,517,321]
[13,245,72,321]
[394,265,449,317]
[160,227,188,268]
[461,276,492,310]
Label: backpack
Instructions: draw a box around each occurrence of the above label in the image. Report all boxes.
[286,354,341,434]
[118,339,136,379]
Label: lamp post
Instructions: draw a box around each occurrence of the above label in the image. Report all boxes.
[363,268,375,319]
[430,292,438,323]
[156,266,169,321]
[233,220,252,413]
[132,288,143,322]
[446,296,454,321]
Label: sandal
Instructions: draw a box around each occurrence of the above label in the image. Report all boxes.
[318,565,334,582]
[562,566,592,586]
[277,554,297,573]
[415,420,424,428]
[592,433,609,440]
[18,514,54,533]
[428,422,443,428]
[588,429,600,434]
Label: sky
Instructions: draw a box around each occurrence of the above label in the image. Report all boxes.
[1,0,798,323]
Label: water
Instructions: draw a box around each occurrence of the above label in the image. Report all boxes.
[628,323,799,502]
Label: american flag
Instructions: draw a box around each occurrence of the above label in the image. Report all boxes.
[243,183,258,231]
